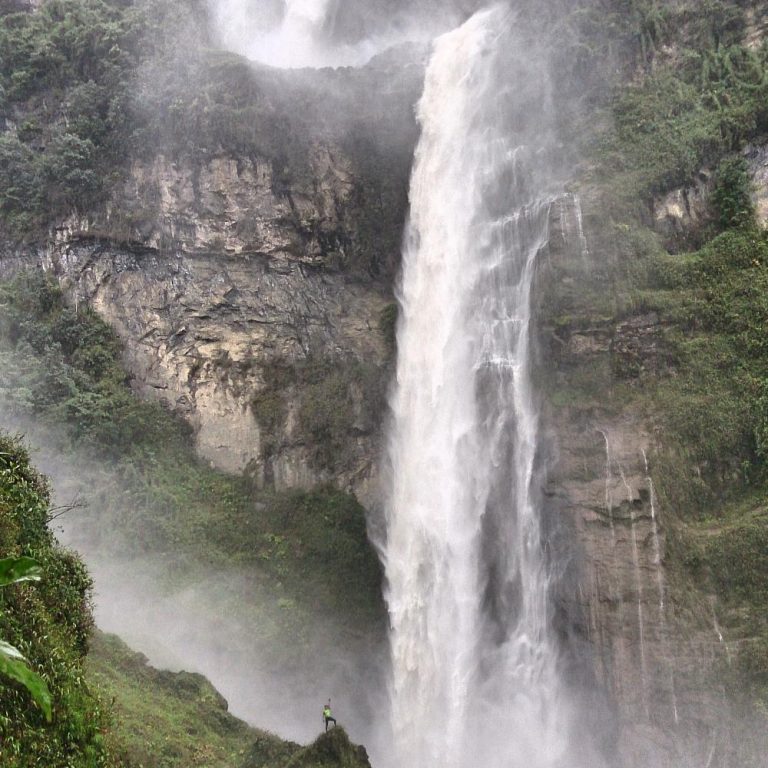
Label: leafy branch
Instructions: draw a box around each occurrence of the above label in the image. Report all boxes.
[0,557,52,722]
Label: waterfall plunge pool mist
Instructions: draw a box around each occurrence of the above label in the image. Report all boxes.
[381,6,609,768]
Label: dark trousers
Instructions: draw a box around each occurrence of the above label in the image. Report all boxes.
[325,716,337,731]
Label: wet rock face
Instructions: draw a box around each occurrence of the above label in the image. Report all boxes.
[43,235,389,495]
[109,147,356,265]
[539,194,730,768]
[653,172,714,251]
[548,419,729,768]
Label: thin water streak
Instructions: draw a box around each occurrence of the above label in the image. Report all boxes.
[641,448,680,725]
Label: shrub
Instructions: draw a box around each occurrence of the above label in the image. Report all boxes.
[0,434,113,767]
[712,155,756,230]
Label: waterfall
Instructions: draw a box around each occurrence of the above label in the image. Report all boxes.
[383,6,577,767]
[283,0,332,29]
[210,0,390,69]
[256,0,338,69]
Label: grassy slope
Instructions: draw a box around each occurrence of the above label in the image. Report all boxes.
[88,632,372,768]
[87,632,275,768]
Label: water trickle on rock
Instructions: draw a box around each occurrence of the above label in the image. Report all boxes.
[383,7,586,767]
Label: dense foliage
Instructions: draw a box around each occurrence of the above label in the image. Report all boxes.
[0,433,112,766]
[0,556,52,722]
[0,0,156,232]
[0,271,383,625]
[602,14,768,212]
[0,0,283,236]
[644,226,768,498]
[88,632,260,768]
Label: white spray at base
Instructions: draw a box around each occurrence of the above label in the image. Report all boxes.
[209,0,422,69]
[383,6,586,767]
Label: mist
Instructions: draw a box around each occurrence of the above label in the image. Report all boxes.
[206,0,483,69]
[4,0,766,765]
[0,404,386,747]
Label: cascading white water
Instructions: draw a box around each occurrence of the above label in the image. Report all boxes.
[210,0,387,69]
[384,6,577,767]
[265,0,338,68]
[209,0,344,68]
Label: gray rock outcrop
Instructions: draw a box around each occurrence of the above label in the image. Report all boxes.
[30,133,398,500]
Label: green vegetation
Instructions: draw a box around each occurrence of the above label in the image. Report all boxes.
[0,0,161,233]
[0,556,52,722]
[253,357,386,473]
[635,227,768,507]
[0,0,408,278]
[0,270,383,630]
[712,155,756,229]
[88,631,263,768]
[601,46,768,215]
[558,0,768,505]
[0,270,192,460]
[0,0,304,237]
[552,0,767,225]
[0,433,113,766]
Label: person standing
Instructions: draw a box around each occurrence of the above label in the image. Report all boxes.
[322,700,337,732]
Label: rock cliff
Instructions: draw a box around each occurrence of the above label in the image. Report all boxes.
[2,3,767,765]
[2,50,422,501]
[538,189,757,767]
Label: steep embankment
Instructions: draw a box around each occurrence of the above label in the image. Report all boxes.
[0,433,111,766]
[88,631,261,767]
[534,2,768,765]
[89,631,371,768]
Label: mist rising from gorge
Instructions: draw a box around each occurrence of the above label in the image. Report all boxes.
[206,0,484,68]
[0,405,385,746]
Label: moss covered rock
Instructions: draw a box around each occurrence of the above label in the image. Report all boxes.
[281,728,371,768]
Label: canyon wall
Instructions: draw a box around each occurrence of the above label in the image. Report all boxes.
[3,8,768,764]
